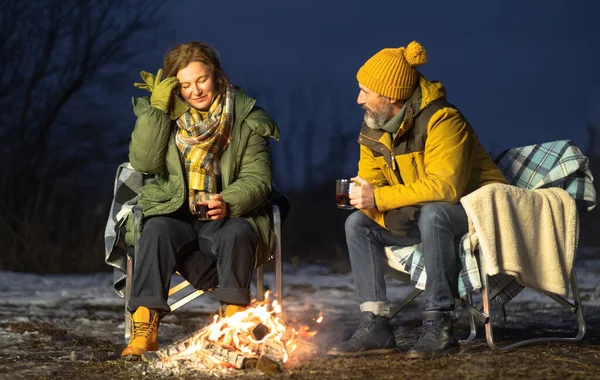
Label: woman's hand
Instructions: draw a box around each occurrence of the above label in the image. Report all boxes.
[133,68,180,113]
[206,193,227,220]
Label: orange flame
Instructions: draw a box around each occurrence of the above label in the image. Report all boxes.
[171,291,321,366]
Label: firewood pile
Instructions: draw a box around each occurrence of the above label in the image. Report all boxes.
[142,297,320,376]
[143,325,287,373]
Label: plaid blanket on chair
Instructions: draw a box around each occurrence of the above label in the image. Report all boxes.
[495,140,596,211]
[104,162,156,296]
[385,139,596,302]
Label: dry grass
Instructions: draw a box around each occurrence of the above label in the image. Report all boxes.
[0,177,108,274]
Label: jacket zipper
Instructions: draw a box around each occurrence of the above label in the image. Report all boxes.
[412,156,419,179]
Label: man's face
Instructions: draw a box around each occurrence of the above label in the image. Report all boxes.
[177,61,216,111]
[357,85,395,129]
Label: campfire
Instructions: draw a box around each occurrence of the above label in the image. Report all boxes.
[143,291,323,374]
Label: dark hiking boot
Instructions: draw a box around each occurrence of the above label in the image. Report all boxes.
[407,315,459,359]
[327,312,397,356]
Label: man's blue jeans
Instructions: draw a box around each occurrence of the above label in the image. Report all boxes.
[345,203,469,316]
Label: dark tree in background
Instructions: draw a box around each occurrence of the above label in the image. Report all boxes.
[0,0,164,273]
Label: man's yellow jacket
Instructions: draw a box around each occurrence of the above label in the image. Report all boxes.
[357,75,507,228]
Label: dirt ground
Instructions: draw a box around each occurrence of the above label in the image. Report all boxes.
[2,305,599,380]
[1,254,600,379]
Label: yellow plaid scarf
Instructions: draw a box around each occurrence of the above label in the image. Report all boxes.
[175,87,234,214]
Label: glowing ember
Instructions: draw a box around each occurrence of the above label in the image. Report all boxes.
[167,291,322,369]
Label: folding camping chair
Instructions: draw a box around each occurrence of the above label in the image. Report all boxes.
[102,161,284,342]
[384,140,595,351]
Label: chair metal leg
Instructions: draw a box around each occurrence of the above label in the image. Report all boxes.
[480,255,586,351]
[389,288,423,319]
[124,255,133,343]
[124,206,142,343]
[256,265,264,301]
[458,293,479,343]
[273,205,283,319]
[459,295,489,324]
[476,275,514,311]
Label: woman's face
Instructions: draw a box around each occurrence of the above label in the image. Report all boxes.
[176,61,216,111]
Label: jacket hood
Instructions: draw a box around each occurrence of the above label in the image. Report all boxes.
[406,74,447,117]
[234,88,280,141]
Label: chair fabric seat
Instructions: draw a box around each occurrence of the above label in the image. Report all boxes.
[384,140,596,303]
[385,236,480,298]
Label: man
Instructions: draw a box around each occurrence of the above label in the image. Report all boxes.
[328,41,507,359]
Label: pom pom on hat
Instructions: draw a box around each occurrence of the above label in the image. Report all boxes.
[404,41,427,67]
[356,41,427,100]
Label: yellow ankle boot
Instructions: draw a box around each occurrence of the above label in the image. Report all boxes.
[121,307,159,360]
[219,304,248,318]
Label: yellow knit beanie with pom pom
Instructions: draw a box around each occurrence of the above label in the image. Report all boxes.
[357,41,427,100]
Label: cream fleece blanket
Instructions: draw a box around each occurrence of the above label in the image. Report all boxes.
[460,183,579,297]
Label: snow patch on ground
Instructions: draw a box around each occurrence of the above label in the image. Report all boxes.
[1,246,599,324]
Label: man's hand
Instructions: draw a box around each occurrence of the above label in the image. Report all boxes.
[206,193,227,220]
[350,176,376,209]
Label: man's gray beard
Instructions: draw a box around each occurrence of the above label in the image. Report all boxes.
[363,110,388,129]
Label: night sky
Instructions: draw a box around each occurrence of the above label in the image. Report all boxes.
[121,0,600,192]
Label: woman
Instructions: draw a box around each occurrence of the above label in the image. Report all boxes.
[121,42,280,360]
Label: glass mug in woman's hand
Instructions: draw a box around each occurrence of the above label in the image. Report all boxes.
[335,179,356,210]
[194,191,216,220]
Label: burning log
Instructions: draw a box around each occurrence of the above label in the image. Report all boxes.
[200,341,258,370]
[257,339,285,374]
[143,292,323,375]
[142,332,195,362]
[144,329,286,372]
[143,332,258,370]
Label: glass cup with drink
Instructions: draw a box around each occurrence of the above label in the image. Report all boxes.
[194,190,216,221]
[335,179,356,210]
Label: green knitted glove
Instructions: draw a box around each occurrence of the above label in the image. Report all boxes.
[133,70,159,92]
[133,69,180,113]
[151,76,180,113]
